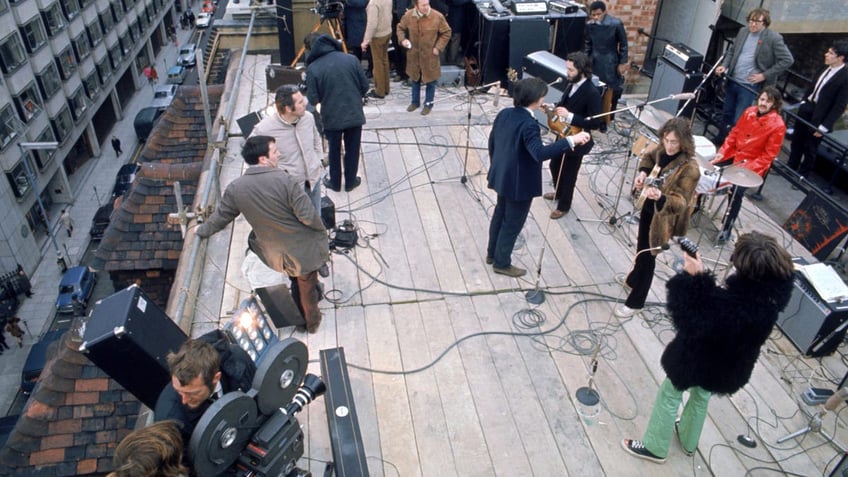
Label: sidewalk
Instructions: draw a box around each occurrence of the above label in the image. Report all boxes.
[0,25,196,416]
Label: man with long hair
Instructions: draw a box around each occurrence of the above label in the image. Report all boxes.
[622,231,794,463]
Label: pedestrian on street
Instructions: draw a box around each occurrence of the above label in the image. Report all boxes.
[111,135,123,156]
[15,263,32,298]
[60,209,74,237]
[0,326,9,354]
[72,296,86,317]
[5,317,24,348]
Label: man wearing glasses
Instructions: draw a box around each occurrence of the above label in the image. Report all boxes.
[714,8,793,145]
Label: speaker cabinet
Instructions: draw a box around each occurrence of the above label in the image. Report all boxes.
[647,56,703,117]
[478,14,549,86]
[776,275,848,357]
[255,284,305,328]
[81,285,188,408]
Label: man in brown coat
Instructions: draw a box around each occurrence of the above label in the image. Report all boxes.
[397,0,451,115]
[196,136,329,333]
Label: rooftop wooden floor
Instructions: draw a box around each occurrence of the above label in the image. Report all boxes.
[190,55,848,477]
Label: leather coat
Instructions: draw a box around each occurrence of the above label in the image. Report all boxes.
[717,106,786,177]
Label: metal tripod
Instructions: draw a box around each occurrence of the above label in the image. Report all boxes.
[290,15,347,67]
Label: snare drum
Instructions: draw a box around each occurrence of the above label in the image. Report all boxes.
[696,166,721,194]
[631,131,658,157]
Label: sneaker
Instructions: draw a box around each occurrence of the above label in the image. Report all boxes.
[614,305,641,318]
[345,177,362,192]
[421,106,432,116]
[493,265,526,277]
[407,103,419,112]
[614,274,632,293]
[621,439,666,464]
[323,176,341,192]
[675,420,695,456]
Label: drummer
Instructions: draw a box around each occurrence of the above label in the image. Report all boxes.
[710,86,785,243]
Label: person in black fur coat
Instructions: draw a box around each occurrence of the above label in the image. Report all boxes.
[622,231,794,463]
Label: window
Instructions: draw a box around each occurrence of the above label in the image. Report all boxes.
[6,161,32,199]
[108,42,121,69]
[119,31,131,55]
[50,105,73,143]
[96,56,112,84]
[41,3,67,37]
[0,0,8,16]
[111,1,125,22]
[79,0,95,8]
[87,21,103,47]
[31,128,57,170]
[14,84,43,123]
[36,63,62,99]
[121,0,132,13]
[20,17,48,53]
[82,71,99,98]
[127,21,137,42]
[100,10,114,33]
[138,10,149,30]
[0,33,27,74]
[68,86,87,121]
[9,0,23,5]
[0,104,23,150]
[72,33,90,62]
[61,0,81,21]
[56,47,76,80]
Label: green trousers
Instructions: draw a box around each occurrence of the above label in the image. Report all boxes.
[642,377,711,458]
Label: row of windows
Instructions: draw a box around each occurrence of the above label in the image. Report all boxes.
[4,125,57,200]
[1,0,161,73]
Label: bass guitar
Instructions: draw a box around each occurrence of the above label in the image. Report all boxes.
[541,103,583,138]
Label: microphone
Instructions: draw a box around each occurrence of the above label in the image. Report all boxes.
[637,27,649,37]
[670,92,696,100]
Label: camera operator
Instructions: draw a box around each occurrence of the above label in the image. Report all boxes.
[154,332,256,449]
[108,421,188,477]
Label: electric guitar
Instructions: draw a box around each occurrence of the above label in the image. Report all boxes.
[541,103,583,138]
[634,164,663,210]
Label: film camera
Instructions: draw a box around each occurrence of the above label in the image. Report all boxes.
[309,0,344,19]
[190,339,326,477]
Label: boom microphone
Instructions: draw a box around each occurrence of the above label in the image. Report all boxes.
[670,92,696,100]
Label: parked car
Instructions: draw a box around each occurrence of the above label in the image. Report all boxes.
[21,329,66,394]
[177,43,197,67]
[89,203,115,240]
[196,12,213,29]
[133,107,164,141]
[150,84,178,110]
[55,266,97,314]
[167,65,187,85]
[111,163,141,199]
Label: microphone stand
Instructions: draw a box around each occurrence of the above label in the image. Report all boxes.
[675,53,725,122]
[435,81,503,184]
[577,95,686,245]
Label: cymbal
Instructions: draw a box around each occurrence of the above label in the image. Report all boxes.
[695,153,716,172]
[625,101,673,131]
[722,165,763,188]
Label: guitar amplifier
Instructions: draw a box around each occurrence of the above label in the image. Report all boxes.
[661,43,703,73]
[776,273,848,357]
[509,0,548,15]
[80,285,188,408]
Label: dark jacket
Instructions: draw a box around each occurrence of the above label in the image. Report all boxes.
[662,271,793,395]
[556,79,603,155]
[800,65,848,133]
[154,330,256,446]
[585,13,628,88]
[305,35,369,131]
[487,107,576,201]
[722,27,794,85]
[344,0,369,47]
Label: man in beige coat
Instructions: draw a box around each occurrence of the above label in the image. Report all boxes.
[397,0,451,115]
[196,135,328,333]
[362,0,393,98]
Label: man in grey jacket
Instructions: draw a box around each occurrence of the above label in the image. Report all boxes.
[251,84,324,210]
[196,135,328,333]
[715,8,793,144]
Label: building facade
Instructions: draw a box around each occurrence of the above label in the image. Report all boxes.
[0,0,178,275]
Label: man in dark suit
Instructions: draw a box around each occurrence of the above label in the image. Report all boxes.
[714,8,793,144]
[196,135,328,333]
[544,51,604,219]
[585,1,628,115]
[487,78,591,277]
[788,42,848,175]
